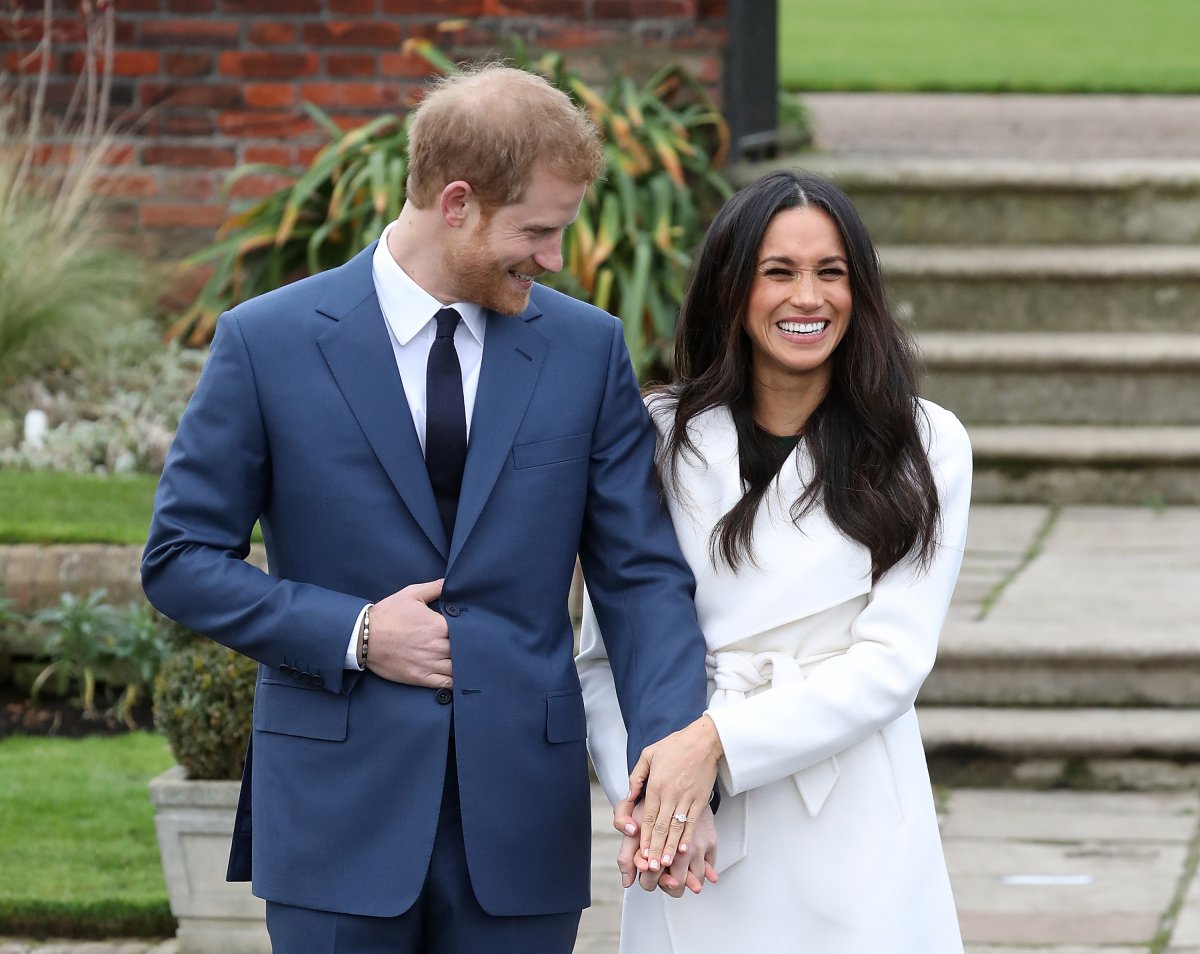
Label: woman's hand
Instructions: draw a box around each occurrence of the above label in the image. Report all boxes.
[616,801,718,896]
[614,715,724,873]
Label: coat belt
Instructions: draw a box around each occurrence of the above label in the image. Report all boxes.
[705,647,844,873]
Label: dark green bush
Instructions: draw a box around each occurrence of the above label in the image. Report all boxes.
[153,637,256,781]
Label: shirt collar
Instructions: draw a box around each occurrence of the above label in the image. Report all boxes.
[372,224,486,346]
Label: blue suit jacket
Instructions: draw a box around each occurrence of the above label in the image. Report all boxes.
[141,243,708,918]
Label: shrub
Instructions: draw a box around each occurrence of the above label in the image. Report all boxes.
[172,40,731,379]
[153,636,257,780]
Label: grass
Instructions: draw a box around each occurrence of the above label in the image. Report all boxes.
[0,470,159,545]
[0,470,262,545]
[0,733,176,937]
[780,0,1200,93]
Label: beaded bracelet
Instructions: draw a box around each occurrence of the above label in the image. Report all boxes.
[360,604,372,667]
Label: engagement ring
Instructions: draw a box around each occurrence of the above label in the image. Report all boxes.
[673,812,689,824]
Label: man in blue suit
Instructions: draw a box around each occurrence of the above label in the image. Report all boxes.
[142,64,713,952]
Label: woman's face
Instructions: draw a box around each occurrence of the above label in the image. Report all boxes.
[742,205,853,390]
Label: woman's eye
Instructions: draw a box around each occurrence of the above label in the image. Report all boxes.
[764,268,793,279]
[819,268,847,279]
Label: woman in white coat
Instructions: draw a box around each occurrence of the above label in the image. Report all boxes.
[577,170,970,953]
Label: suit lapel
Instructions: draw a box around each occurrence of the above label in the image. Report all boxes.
[449,302,547,566]
[316,245,448,557]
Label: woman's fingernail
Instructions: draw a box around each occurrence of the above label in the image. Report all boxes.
[624,823,636,835]
[649,858,659,871]
[662,854,672,866]
[679,843,688,853]
[642,848,649,858]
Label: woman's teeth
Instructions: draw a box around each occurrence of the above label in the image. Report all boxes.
[778,320,827,335]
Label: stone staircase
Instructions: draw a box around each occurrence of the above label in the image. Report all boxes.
[734,155,1200,505]
[732,106,1200,779]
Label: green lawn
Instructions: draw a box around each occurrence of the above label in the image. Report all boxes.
[0,470,159,544]
[780,0,1200,92]
[0,469,263,545]
[0,733,176,937]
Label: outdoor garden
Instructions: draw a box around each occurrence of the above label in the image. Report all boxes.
[2,0,1199,941]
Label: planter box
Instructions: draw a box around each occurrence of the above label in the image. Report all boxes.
[148,765,269,954]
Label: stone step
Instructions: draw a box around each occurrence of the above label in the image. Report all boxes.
[966,426,1200,504]
[880,245,1200,333]
[731,157,1200,246]
[922,620,1200,708]
[919,333,1200,426]
[919,707,1200,760]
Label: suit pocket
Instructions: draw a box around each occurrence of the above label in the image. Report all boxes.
[546,688,587,743]
[512,433,590,469]
[254,680,349,741]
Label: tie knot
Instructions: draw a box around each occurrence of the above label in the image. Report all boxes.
[434,308,461,340]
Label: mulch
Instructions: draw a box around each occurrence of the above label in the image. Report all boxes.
[0,684,154,740]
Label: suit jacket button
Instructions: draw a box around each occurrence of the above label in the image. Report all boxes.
[312,674,325,688]
[299,671,312,683]
[435,688,452,705]
[277,664,289,675]
[444,602,460,617]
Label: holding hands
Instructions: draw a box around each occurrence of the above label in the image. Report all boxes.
[613,715,724,895]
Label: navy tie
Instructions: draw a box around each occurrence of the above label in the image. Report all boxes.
[425,308,467,542]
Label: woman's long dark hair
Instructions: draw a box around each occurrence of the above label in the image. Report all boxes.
[656,170,939,583]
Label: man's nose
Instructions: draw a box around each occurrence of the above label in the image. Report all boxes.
[534,240,564,274]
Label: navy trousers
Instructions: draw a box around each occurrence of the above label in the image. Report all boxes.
[265,739,582,954]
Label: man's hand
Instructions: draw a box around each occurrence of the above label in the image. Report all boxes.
[617,802,718,897]
[362,579,453,688]
[614,715,723,874]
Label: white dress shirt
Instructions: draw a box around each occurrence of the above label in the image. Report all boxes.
[343,225,489,668]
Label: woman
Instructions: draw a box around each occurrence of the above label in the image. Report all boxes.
[577,170,970,952]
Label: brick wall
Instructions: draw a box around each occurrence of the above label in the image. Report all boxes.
[2,0,728,283]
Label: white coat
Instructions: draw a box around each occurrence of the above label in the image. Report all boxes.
[577,397,971,953]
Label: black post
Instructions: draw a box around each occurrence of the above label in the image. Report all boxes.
[725,0,779,161]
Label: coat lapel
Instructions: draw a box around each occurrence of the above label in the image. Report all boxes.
[316,244,448,557]
[449,302,547,566]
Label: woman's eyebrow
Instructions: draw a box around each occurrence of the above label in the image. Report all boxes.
[758,254,848,266]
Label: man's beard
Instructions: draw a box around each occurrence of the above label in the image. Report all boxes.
[443,227,538,316]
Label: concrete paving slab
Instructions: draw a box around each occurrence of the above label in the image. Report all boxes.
[946,839,1184,912]
[800,93,1200,160]
[1172,862,1200,948]
[919,707,1200,757]
[967,948,1146,954]
[980,507,1200,633]
[941,790,1200,844]
[958,911,1158,946]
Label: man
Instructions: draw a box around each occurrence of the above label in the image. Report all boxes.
[142,64,714,953]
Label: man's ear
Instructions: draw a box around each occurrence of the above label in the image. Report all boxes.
[439,180,474,228]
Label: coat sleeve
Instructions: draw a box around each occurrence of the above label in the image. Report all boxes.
[576,588,635,807]
[141,313,365,693]
[575,322,708,764]
[707,405,973,796]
